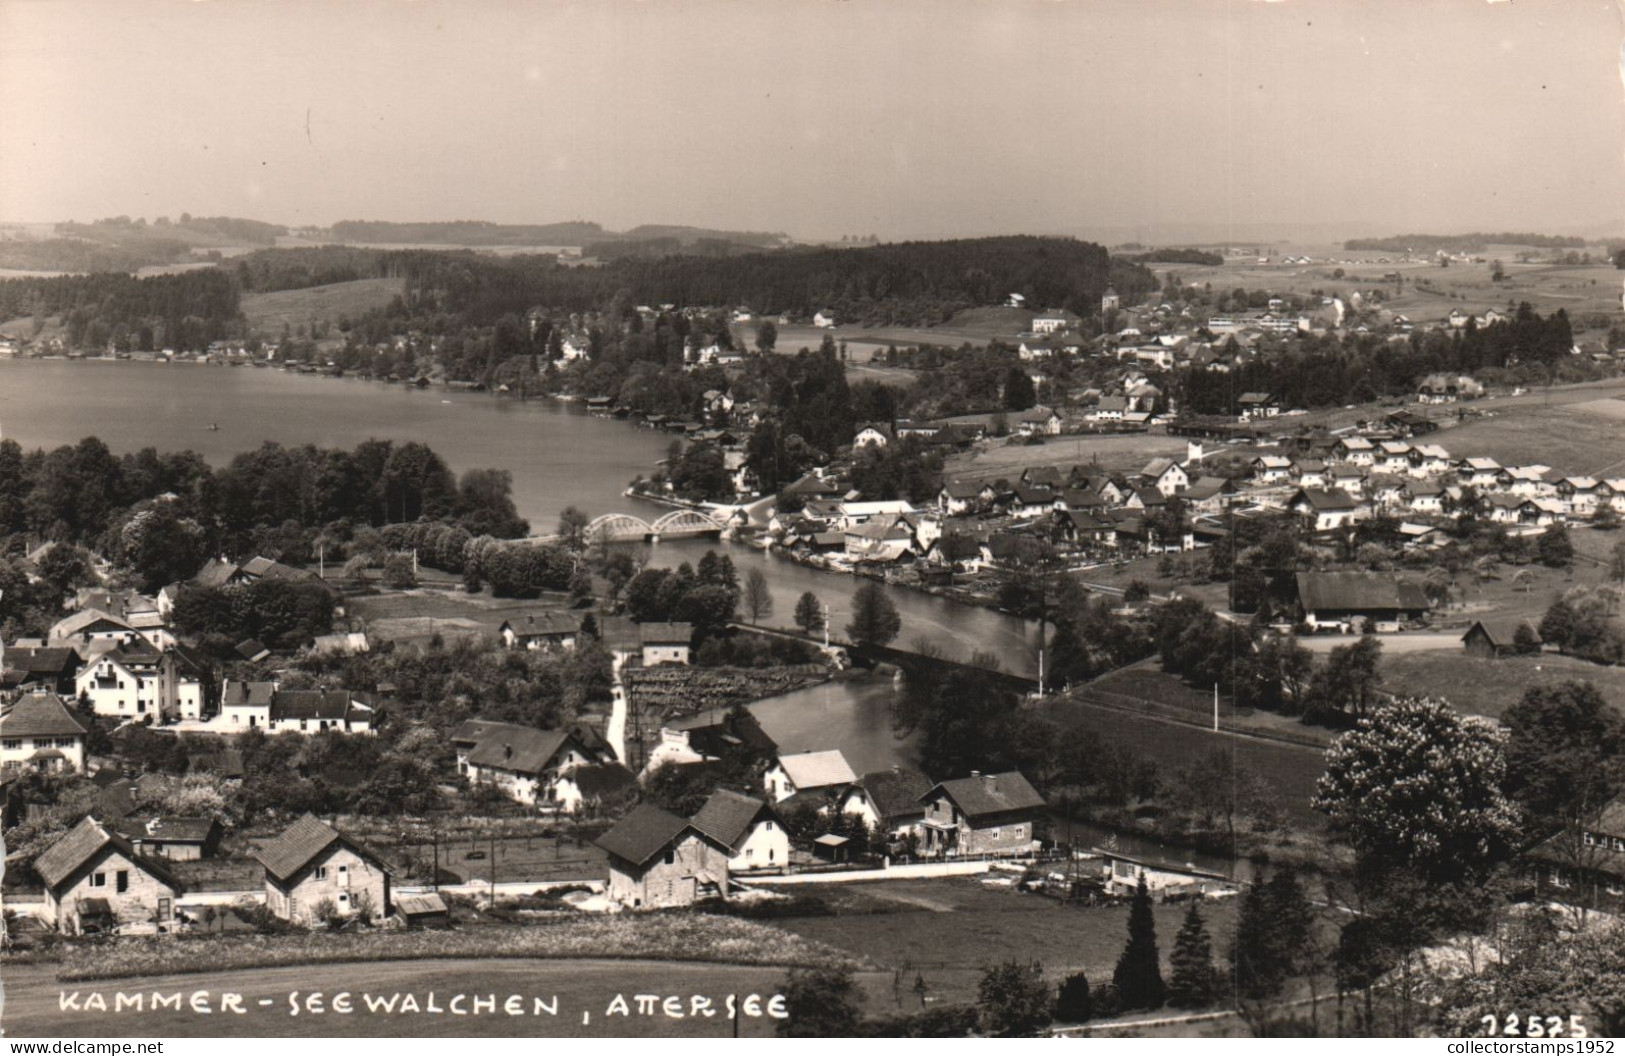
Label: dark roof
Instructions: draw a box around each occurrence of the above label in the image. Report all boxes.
[684,710,778,760]
[501,611,581,638]
[639,622,693,646]
[851,768,934,822]
[594,803,694,867]
[1296,572,1430,613]
[256,813,387,882]
[0,692,87,739]
[1463,619,1540,649]
[113,815,220,844]
[35,816,182,893]
[222,679,277,708]
[690,788,776,852]
[236,638,270,660]
[570,762,637,799]
[463,723,574,775]
[269,690,358,722]
[925,771,1046,820]
[1292,487,1358,511]
[9,647,78,676]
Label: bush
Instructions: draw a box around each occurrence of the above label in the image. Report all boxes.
[1054,971,1093,1023]
[1091,982,1123,1019]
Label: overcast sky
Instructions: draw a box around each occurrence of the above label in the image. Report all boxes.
[2,0,1623,242]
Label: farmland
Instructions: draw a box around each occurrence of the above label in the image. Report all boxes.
[1380,650,1625,722]
[946,431,1191,481]
[240,277,405,333]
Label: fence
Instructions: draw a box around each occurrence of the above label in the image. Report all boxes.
[1068,684,1329,751]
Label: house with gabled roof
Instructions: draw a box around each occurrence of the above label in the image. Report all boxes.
[2,646,81,695]
[1288,487,1364,532]
[691,788,789,872]
[452,719,603,809]
[918,770,1046,857]
[1140,458,1189,497]
[36,816,184,935]
[257,814,391,926]
[1295,571,1430,632]
[596,803,731,908]
[49,608,142,650]
[764,749,857,804]
[1462,619,1540,658]
[837,767,935,839]
[499,611,582,651]
[0,690,87,776]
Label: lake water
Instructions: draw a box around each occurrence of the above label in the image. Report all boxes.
[0,359,1039,674]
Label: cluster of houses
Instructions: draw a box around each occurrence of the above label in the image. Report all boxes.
[596,752,1047,908]
[33,811,412,936]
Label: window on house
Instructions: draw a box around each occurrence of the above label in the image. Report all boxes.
[1551,869,1570,889]
[1,739,20,751]
[1586,832,1597,846]
[116,871,128,894]
[91,872,106,888]
[158,897,171,920]
[314,866,329,880]
[664,848,675,865]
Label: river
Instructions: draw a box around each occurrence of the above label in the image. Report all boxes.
[0,358,1040,675]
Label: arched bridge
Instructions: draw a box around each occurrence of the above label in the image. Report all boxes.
[586,508,731,542]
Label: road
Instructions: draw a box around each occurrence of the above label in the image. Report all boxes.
[1296,632,1461,654]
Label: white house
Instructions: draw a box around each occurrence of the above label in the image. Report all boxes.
[0,690,87,777]
[764,749,857,804]
[452,719,603,809]
[691,788,790,872]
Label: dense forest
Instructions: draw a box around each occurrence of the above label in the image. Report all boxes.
[1172,304,1576,415]
[1345,232,1586,253]
[1119,248,1225,267]
[0,269,242,351]
[233,235,1156,328]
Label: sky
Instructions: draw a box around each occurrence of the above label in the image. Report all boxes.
[2,0,1624,243]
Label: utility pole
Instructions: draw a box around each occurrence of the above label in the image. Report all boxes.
[822,600,831,650]
[1213,682,1220,732]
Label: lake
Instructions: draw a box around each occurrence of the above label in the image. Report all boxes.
[0,359,1040,675]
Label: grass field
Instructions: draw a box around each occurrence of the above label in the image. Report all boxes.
[1086,663,1334,747]
[768,876,1240,1008]
[1380,650,1625,721]
[347,588,576,646]
[1434,398,1625,479]
[946,432,1190,481]
[1040,693,1330,828]
[5,958,861,1038]
[241,277,405,335]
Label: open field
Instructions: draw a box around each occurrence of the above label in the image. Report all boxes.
[1086,662,1334,747]
[3,958,868,1038]
[1041,693,1330,827]
[1163,252,1624,331]
[946,432,1190,481]
[1380,650,1625,721]
[1071,556,1232,612]
[241,277,406,335]
[768,876,1239,1008]
[347,588,575,646]
[1433,398,1625,479]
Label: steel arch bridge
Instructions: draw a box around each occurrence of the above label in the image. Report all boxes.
[585,508,729,542]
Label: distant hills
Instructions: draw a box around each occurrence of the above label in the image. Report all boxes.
[326,219,788,249]
[1343,232,1587,253]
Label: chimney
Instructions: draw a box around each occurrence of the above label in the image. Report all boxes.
[969,770,980,779]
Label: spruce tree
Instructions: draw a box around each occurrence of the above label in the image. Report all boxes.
[1167,900,1217,1007]
[1112,875,1166,1009]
